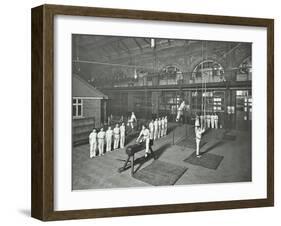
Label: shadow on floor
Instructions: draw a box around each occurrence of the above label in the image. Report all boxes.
[201,140,225,154]
[133,143,172,173]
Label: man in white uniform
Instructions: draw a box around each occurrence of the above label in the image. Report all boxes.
[207,113,211,128]
[136,125,151,158]
[211,113,215,129]
[176,100,186,122]
[158,117,162,139]
[97,128,106,156]
[113,124,120,150]
[149,119,154,140]
[153,118,158,140]
[161,117,165,137]
[128,112,137,130]
[195,125,205,157]
[214,113,219,129]
[105,126,113,152]
[164,116,168,136]
[89,129,97,158]
[194,115,200,132]
[120,122,126,148]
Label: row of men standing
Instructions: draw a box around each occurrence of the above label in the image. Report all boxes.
[199,113,219,129]
[89,123,126,158]
[149,116,168,140]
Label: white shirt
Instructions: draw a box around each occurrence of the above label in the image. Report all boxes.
[130,113,137,122]
[89,132,97,143]
[154,120,158,130]
[120,125,125,135]
[97,131,105,139]
[214,115,219,121]
[113,127,120,136]
[139,128,150,140]
[105,129,113,139]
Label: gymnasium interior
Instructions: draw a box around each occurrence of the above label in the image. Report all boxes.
[72,34,252,190]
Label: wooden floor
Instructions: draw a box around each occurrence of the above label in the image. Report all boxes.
[72,123,251,190]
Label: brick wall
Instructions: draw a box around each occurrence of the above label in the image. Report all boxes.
[83,99,101,127]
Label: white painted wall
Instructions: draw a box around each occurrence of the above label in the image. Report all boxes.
[0,0,279,225]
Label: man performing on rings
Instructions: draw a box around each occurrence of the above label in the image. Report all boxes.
[136,125,154,158]
[176,100,187,122]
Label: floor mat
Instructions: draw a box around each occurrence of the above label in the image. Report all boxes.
[133,160,187,186]
[183,152,224,170]
[177,137,207,149]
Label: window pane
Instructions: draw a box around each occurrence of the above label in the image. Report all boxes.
[78,106,82,116]
[72,105,76,116]
[78,99,82,104]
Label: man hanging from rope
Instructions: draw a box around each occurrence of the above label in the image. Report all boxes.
[128,112,137,131]
[176,100,187,122]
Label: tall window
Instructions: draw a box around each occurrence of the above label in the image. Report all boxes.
[73,98,83,118]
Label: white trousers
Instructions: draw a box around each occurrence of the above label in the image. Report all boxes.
[161,127,165,137]
[106,137,112,152]
[114,135,120,149]
[98,139,104,155]
[164,126,167,135]
[196,138,201,156]
[90,142,97,158]
[157,128,161,139]
[211,120,215,128]
[154,129,158,140]
[214,120,218,129]
[145,138,150,153]
[207,119,211,128]
[120,134,125,148]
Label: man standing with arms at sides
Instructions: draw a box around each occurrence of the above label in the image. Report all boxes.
[207,113,211,128]
[97,128,106,156]
[214,113,219,129]
[164,116,168,136]
[149,119,154,141]
[89,129,97,158]
[195,125,205,158]
[153,118,158,140]
[158,117,162,139]
[113,124,120,150]
[211,113,215,129]
[161,117,165,137]
[120,122,126,149]
[105,126,113,153]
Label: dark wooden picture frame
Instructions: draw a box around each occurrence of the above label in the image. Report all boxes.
[31,4,274,221]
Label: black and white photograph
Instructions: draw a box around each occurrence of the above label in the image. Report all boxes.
[71,34,252,190]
